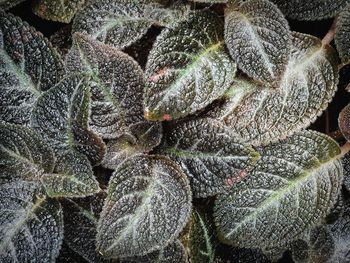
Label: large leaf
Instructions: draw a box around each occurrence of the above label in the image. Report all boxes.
[336,5,350,64]
[214,131,343,249]
[0,181,63,262]
[0,0,25,10]
[224,0,291,83]
[73,0,189,49]
[270,0,350,20]
[0,11,64,126]
[160,118,259,197]
[97,155,192,258]
[33,0,85,23]
[31,74,106,165]
[209,32,338,146]
[144,11,237,121]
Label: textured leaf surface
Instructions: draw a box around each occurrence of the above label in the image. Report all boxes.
[144,11,237,121]
[271,0,350,20]
[341,152,350,193]
[336,6,350,63]
[73,0,189,49]
[210,32,338,146]
[33,0,85,23]
[97,155,192,258]
[338,103,350,142]
[161,119,259,197]
[31,74,105,165]
[0,11,64,126]
[0,181,63,262]
[66,33,154,139]
[224,0,291,83]
[214,131,343,249]
[0,0,25,10]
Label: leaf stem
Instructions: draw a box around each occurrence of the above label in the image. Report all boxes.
[340,141,350,158]
[322,17,338,46]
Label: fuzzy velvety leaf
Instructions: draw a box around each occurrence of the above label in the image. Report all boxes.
[161,119,259,197]
[0,11,64,126]
[0,123,55,183]
[210,32,338,146]
[214,131,343,249]
[31,74,105,165]
[102,122,162,170]
[224,0,291,83]
[73,0,189,49]
[339,103,350,142]
[336,5,350,63]
[271,0,350,20]
[0,0,25,10]
[66,33,156,139]
[341,152,350,193]
[97,155,192,258]
[0,181,63,262]
[33,0,85,23]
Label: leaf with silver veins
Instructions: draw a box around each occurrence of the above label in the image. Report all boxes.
[341,152,350,193]
[209,32,338,146]
[0,0,25,10]
[224,0,291,83]
[336,5,350,64]
[96,154,192,258]
[72,0,190,49]
[0,180,63,263]
[214,130,343,249]
[160,118,259,197]
[31,74,106,166]
[144,11,237,121]
[0,11,64,126]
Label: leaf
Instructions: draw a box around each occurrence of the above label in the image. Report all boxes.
[96,154,192,258]
[224,0,291,83]
[144,11,237,121]
[31,74,106,165]
[214,131,343,249]
[66,33,157,139]
[72,0,190,49]
[33,0,85,23]
[160,118,259,197]
[209,32,338,146]
[102,122,163,170]
[339,103,350,142]
[56,243,88,263]
[0,0,25,10]
[270,0,350,20]
[0,11,64,126]
[341,152,350,193]
[336,5,350,64]
[0,180,63,262]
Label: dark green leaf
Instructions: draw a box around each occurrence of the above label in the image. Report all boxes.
[0,0,25,10]
[336,5,350,63]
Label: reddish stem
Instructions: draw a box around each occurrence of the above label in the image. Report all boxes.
[322,17,338,46]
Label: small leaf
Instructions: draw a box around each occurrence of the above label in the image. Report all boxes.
[336,5,350,64]
[0,0,25,10]
[224,0,291,83]
[0,180,63,262]
[97,154,192,258]
[160,118,259,197]
[214,131,343,249]
[73,0,190,49]
[0,11,64,126]
[270,0,350,20]
[144,11,237,121]
[339,103,350,142]
[31,74,106,165]
[210,32,338,146]
[33,0,85,23]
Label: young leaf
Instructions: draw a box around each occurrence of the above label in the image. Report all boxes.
[97,155,192,258]
[0,181,63,262]
[160,118,259,197]
[0,0,25,10]
[73,0,189,49]
[339,103,350,142]
[0,11,64,126]
[33,0,85,23]
[144,11,237,121]
[31,74,106,165]
[210,32,338,146]
[224,0,291,83]
[270,0,350,20]
[336,5,350,64]
[214,131,343,249]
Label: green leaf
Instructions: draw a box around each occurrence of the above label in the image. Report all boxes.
[271,0,350,20]
[0,11,64,126]
[210,32,338,146]
[339,103,350,142]
[336,5,350,64]
[97,154,192,258]
[31,74,106,165]
[160,118,259,197]
[224,0,291,83]
[66,33,157,139]
[0,180,63,262]
[341,152,350,193]
[33,0,85,23]
[0,0,25,10]
[214,131,343,249]
[72,0,190,49]
[144,11,237,121]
